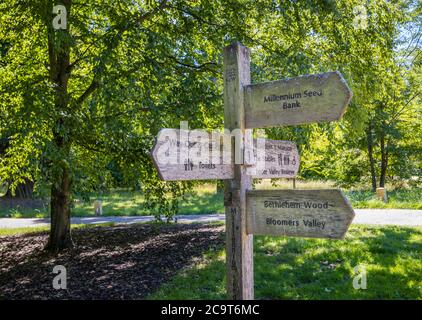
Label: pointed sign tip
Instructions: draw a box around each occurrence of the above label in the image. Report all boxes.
[245,71,354,128]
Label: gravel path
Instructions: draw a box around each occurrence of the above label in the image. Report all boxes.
[0,209,421,229]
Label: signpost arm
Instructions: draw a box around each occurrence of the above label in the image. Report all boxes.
[223,42,253,300]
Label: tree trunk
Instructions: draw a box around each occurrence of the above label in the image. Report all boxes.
[45,1,73,252]
[379,129,388,188]
[45,159,74,252]
[366,121,377,192]
[45,122,73,252]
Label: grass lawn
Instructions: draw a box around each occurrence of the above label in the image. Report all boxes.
[0,222,117,236]
[149,224,422,300]
[1,222,420,299]
[1,182,421,218]
[347,188,422,209]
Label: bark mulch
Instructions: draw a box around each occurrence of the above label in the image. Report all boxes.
[0,223,224,299]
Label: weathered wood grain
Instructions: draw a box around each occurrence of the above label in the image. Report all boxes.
[246,138,300,178]
[246,189,355,239]
[244,71,353,128]
[150,128,234,181]
[223,42,254,300]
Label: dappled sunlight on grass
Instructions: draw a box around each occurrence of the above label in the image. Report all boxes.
[149,249,227,300]
[0,222,117,236]
[149,225,422,300]
[0,223,224,299]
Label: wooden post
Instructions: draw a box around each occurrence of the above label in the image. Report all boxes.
[223,42,254,300]
[94,200,103,216]
[376,187,388,203]
[150,44,354,299]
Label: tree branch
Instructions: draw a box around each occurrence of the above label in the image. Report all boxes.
[390,91,421,122]
[71,0,169,106]
[74,78,99,107]
[165,55,218,71]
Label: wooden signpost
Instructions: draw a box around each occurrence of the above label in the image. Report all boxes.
[151,130,299,181]
[246,138,300,178]
[150,42,354,300]
[246,189,355,239]
[222,43,254,300]
[244,71,353,128]
[151,128,234,181]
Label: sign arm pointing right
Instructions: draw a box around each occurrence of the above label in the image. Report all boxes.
[244,71,353,128]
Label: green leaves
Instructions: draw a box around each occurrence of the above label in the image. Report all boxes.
[0,0,420,217]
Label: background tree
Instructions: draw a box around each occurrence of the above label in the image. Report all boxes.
[0,0,266,251]
[0,0,420,253]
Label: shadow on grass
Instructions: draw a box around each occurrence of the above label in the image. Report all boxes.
[150,225,422,300]
[0,223,225,299]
